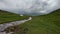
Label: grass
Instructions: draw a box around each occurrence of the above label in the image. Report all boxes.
[5,9,60,34]
[0,10,29,24]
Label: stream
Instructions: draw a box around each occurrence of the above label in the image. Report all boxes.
[0,17,32,34]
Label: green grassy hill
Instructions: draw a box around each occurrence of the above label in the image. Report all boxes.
[0,10,29,24]
[5,9,60,34]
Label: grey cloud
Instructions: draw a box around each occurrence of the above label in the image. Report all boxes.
[0,0,60,16]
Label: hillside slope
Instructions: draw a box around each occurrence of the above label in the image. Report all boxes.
[7,9,60,34]
[0,10,29,24]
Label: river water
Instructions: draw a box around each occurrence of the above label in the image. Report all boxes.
[0,17,32,34]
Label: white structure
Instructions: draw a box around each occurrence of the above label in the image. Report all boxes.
[0,0,60,16]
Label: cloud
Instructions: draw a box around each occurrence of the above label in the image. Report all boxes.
[0,0,60,16]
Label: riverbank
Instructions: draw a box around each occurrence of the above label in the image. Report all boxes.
[0,17,32,34]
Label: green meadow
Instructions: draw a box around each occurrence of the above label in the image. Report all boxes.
[0,9,60,34]
[0,10,29,24]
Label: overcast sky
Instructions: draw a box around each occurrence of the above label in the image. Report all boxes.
[0,0,60,16]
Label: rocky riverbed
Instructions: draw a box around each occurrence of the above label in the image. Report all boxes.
[0,17,32,34]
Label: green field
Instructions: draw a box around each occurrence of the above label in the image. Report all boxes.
[0,10,29,24]
[4,9,60,34]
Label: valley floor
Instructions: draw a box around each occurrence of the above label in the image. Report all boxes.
[0,9,60,34]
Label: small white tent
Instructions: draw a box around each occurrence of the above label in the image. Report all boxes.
[0,0,60,16]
